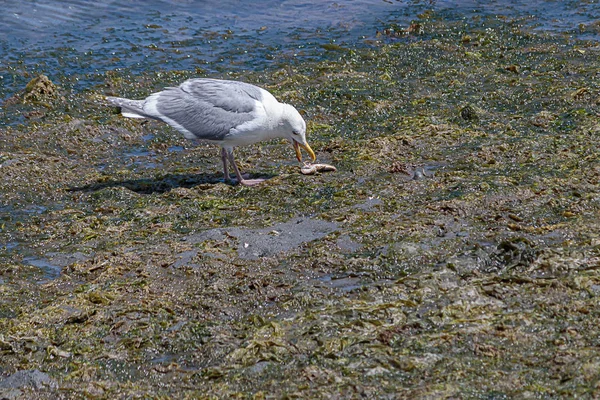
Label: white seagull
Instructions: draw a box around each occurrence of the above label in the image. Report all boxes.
[107,78,316,186]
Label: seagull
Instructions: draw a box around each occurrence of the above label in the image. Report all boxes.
[107,78,316,186]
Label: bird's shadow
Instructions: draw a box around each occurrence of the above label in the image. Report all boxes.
[68,172,276,194]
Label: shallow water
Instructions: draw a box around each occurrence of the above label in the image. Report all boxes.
[1,0,599,102]
[0,0,401,99]
[23,256,62,281]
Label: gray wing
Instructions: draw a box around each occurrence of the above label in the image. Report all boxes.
[145,79,265,141]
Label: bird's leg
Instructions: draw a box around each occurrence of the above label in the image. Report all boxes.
[225,148,266,186]
[221,147,231,183]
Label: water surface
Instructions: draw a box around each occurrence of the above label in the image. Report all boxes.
[1,0,598,101]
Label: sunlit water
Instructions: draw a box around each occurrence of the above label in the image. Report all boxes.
[0,0,598,101]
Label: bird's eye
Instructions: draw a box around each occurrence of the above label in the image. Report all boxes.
[292,131,300,135]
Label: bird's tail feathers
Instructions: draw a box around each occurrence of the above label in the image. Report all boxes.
[106,96,148,119]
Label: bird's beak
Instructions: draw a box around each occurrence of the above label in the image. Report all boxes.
[293,140,316,163]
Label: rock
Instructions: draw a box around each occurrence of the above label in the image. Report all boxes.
[248,361,273,374]
[0,369,57,390]
[183,217,338,260]
[365,366,390,376]
[23,75,58,103]
[0,388,22,400]
[460,104,479,121]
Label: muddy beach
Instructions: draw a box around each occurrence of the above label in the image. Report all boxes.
[1,11,600,399]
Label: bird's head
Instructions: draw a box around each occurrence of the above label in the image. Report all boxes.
[281,104,316,163]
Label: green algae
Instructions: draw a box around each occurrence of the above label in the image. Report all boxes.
[1,15,600,399]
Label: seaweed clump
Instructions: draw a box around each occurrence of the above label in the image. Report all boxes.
[23,75,57,102]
